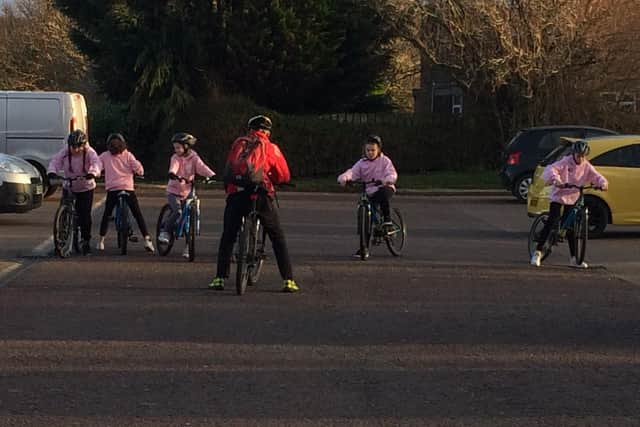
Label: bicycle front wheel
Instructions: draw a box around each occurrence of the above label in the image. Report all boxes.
[53,204,74,258]
[528,213,552,261]
[574,208,589,264]
[117,198,129,255]
[248,220,265,286]
[385,208,406,256]
[156,204,175,256]
[186,204,197,262]
[357,204,371,260]
[235,217,251,295]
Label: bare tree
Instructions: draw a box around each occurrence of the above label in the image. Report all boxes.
[0,0,92,91]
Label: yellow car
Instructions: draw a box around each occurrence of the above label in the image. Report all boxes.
[527,134,640,237]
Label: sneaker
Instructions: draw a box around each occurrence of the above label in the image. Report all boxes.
[282,279,300,293]
[569,257,589,269]
[352,249,370,259]
[82,240,92,256]
[96,239,105,251]
[158,231,170,244]
[182,246,190,259]
[144,236,155,253]
[209,277,224,290]
[530,250,542,267]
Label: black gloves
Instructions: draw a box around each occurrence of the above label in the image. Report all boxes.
[168,172,179,181]
[47,172,59,180]
[85,173,95,180]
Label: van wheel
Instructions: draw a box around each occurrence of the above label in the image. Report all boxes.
[585,197,608,238]
[512,173,532,202]
[30,162,58,198]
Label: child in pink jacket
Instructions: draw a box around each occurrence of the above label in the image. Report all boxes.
[96,133,155,253]
[158,132,215,258]
[530,140,608,268]
[47,130,101,255]
[337,134,398,258]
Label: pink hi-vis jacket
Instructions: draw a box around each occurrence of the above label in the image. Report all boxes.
[542,155,608,205]
[167,150,216,199]
[337,153,398,195]
[47,145,101,193]
[99,149,144,191]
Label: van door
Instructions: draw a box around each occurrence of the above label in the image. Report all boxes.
[0,94,6,153]
[6,94,66,170]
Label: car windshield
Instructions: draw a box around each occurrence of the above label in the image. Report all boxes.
[540,142,572,166]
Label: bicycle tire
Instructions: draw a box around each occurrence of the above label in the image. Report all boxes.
[357,204,371,260]
[156,204,175,256]
[236,217,251,295]
[574,208,589,264]
[248,219,265,286]
[528,213,552,261]
[385,207,406,256]
[117,197,129,255]
[187,204,196,262]
[53,204,74,258]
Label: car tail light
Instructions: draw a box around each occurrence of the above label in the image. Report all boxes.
[507,151,521,165]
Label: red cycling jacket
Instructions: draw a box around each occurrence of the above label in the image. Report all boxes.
[224,129,291,197]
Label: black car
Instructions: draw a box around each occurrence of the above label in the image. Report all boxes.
[499,125,617,201]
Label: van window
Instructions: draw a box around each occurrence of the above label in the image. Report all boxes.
[7,98,62,133]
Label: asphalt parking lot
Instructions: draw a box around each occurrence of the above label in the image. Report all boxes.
[1,188,639,426]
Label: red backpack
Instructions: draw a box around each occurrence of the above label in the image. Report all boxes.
[223,137,265,187]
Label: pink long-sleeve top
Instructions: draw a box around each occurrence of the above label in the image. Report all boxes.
[337,153,398,195]
[542,154,608,205]
[167,150,216,199]
[99,149,144,191]
[47,145,101,193]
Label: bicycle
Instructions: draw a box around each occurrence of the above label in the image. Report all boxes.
[114,189,137,256]
[528,185,599,265]
[348,180,406,260]
[234,183,295,295]
[156,176,212,262]
[52,176,85,258]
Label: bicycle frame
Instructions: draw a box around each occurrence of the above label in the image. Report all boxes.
[174,183,199,238]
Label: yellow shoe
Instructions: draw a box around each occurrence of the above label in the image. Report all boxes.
[282,279,299,293]
[209,277,224,290]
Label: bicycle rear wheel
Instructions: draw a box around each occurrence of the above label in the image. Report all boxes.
[528,213,552,261]
[574,208,589,264]
[155,204,175,256]
[385,208,406,256]
[357,204,371,260]
[53,204,74,258]
[248,220,264,286]
[117,197,129,255]
[186,204,196,262]
[236,217,251,295]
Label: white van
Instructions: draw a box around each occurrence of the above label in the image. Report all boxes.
[0,91,88,197]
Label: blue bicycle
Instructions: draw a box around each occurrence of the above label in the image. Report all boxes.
[156,176,212,262]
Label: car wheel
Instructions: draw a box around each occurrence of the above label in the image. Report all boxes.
[585,197,608,238]
[512,173,533,202]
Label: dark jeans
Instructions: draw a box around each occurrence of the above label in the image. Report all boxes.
[536,201,577,256]
[161,193,183,233]
[69,189,94,242]
[99,190,150,237]
[369,186,394,221]
[216,191,293,280]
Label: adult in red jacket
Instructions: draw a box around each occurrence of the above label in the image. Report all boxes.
[209,115,299,293]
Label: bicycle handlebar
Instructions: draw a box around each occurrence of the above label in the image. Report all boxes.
[554,183,603,190]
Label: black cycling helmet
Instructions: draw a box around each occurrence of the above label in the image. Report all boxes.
[366,134,383,149]
[106,133,127,154]
[572,140,590,156]
[67,129,88,147]
[171,132,197,148]
[247,115,272,131]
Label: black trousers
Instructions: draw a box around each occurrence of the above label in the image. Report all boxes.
[369,186,394,221]
[536,201,576,256]
[216,191,293,280]
[99,190,150,237]
[70,189,94,241]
